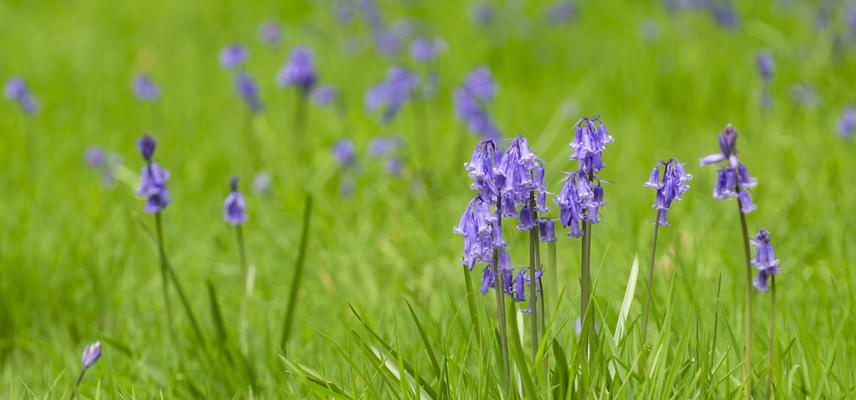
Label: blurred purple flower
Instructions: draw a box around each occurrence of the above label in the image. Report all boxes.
[709,3,740,29]
[4,77,39,115]
[138,135,157,162]
[277,47,317,93]
[365,66,418,123]
[259,21,282,46]
[332,139,356,167]
[85,146,122,186]
[538,218,557,242]
[224,176,247,225]
[386,157,402,176]
[252,171,271,195]
[81,341,102,370]
[847,4,856,36]
[454,67,500,137]
[546,2,577,24]
[133,74,161,101]
[136,134,171,214]
[752,229,781,291]
[454,196,497,269]
[756,50,774,81]
[369,136,403,158]
[410,38,445,63]
[235,71,263,113]
[473,3,495,26]
[789,83,819,108]
[838,106,856,139]
[644,159,692,226]
[311,85,338,106]
[220,44,248,69]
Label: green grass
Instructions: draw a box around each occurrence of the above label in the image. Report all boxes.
[1,0,855,398]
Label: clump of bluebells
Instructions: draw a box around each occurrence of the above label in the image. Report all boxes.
[277,47,317,94]
[365,67,418,123]
[454,67,501,138]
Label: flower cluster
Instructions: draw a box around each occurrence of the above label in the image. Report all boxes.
[277,47,317,94]
[235,71,263,113]
[132,74,161,101]
[136,135,171,214]
[643,159,693,226]
[365,67,418,123]
[555,116,613,236]
[454,67,501,138]
[4,77,39,115]
[410,38,445,63]
[751,229,781,291]
[699,124,757,214]
[496,136,548,230]
[224,176,247,226]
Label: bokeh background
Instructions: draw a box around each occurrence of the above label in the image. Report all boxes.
[1,0,854,397]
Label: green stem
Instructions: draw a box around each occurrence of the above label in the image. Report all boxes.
[236,225,250,353]
[493,196,510,394]
[548,240,558,314]
[737,197,753,400]
[461,264,482,346]
[527,194,540,362]
[580,219,592,349]
[766,276,776,399]
[70,369,85,400]
[642,210,661,342]
[154,213,175,339]
[280,195,313,349]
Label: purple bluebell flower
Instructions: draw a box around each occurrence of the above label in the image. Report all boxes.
[277,47,317,94]
[311,85,338,106]
[332,139,356,167]
[496,135,546,220]
[235,71,263,113]
[369,136,403,158]
[220,44,248,69]
[224,176,247,225]
[569,116,614,176]
[4,77,39,115]
[374,29,403,56]
[454,196,499,269]
[513,268,543,313]
[259,21,282,46]
[410,38,445,63]
[481,250,513,294]
[752,229,781,291]
[252,171,271,195]
[336,2,354,23]
[132,74,161,101]
[358,0,383,30]
[81,341,102,370]
[85,146,106,169]
[554,172,584,237]
[546,2,577,24]
[756,50,774,81]
[709,3,739,29]
[454,67,501,137]
[365,66,418,123]
[538,218,557,242]
[473,3,495,26]
[386,157,402,176]
[700,124,757,213]
[136,135,171,214]
[85,146,122,186]
[838,106,855,139]
[644,159,692,226]
[464,137,501,201]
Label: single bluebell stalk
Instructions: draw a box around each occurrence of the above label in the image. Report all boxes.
[641,158,692,340]
[220,44,248,69]
[132,74,161,101]
[410,38,445,63]
[224,176,248,226]
[258,21,282,46]
[700,123,756,399]
[756,50,774,81]
[136,135,171,214]
[4,77,39,115]
[235,71,263,113]
[838,106,855,139]
[311,85,338,107]
[545,2,577,24]
[365,67,418,123]
[454,67,501,138]
[72,341,102,399]
[332,139,356,167]
[753,228,781,398]
[277,47,317,94]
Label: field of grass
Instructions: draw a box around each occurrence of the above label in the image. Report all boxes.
[1,0,855,398]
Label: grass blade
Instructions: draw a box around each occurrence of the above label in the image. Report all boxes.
[280,194,313,350]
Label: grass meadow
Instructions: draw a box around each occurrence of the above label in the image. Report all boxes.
[1,0,855,398]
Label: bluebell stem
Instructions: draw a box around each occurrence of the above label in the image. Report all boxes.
[4,77,39,115]
[278,47,317,139]
[556,115,613,348]
[700,124,756,399]
[132,74,160,101]
[258,21,282,46]
[756,51,774,82]
[72,341,102,399]
[752,228,781,398]
[641,159,692,340]
[225,176,251,352]
[838,106,855,140]
[235,71,263,113]
[365,66,418,123]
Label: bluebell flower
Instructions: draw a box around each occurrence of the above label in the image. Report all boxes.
[752,229,781,291]
[569,116,613,176]
[472,3,495,26]
[220,44,248,69]
[81,341,102,371]
[410,38,445,63]
[496,135,546,220]
[235,71,263,113]
[136,135,171,214]
[454,196,499,270]
[838,106,855,139]
[464,137,501,201]
[132,74,160,101]
[332,139,356,167]
[4,77,39,115]
[756,50,774,81]
[454,67,501,137]
[545,2,577,24]
[700,124,757,213]
[538,218,557,242]
[259,22,282,46]
[644,159,692,226]
[369,136,403,158]
[277,47,317,94]
[365,66,418,123]
[224,176,247,225]
[311,85,338,106]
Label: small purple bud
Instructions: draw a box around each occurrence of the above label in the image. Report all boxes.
[220,44,248,69]
[386,157,402,176]
[138,135,156,162]
[224,176,247,225]
[85,146,106,169]
[81,341,102,370]
[235,71,263,113]
[756,50,774,81]
[4,77,39,115]
[132,74,161,101]
[410,38,445,63]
